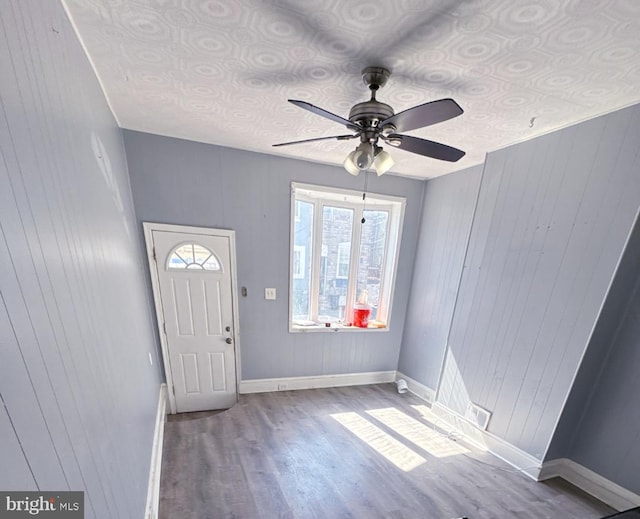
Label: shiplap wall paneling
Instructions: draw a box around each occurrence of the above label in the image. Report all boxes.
[482,134,566,407]
[1,3,105,510]
[0,403,36,491]
[518,106,640,455]
[442,129,564,440]
[125,131,425,381]
[435,150,507,411]
[0,1,161,517]
[397,165,482,389]
[0,302,41,491]
[437,104,640,459]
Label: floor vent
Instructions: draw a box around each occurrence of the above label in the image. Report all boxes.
[465,402,491,430]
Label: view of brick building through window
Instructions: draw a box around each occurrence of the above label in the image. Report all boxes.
[291,184,403,329]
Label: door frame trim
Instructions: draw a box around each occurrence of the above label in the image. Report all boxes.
[143,222,241,414]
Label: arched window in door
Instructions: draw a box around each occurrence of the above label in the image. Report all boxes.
[167,243,221,271]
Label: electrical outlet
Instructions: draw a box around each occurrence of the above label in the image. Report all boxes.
[265,288,276,300]
[277,383,288,390]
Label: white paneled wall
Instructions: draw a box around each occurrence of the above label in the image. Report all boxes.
[437,104,640,459]
[397,165,483,389]
[0,2,161,517]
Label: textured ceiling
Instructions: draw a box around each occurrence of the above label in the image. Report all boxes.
[64,0,640,179]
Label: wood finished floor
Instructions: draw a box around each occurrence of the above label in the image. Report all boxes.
[160,384,613,519]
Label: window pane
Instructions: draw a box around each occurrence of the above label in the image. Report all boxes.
[292,201,314,320]
[174,244,194,264]
[319,206,354,322]
[356,210,389,320]
[168,243,220,271]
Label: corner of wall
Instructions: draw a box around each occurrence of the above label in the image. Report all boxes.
[539,458,640,511]
[145,384,167,519]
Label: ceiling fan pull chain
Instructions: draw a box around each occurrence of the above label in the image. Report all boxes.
[362,172,368,224]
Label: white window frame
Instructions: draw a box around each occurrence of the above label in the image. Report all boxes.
[289,182,405,332]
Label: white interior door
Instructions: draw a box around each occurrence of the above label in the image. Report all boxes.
[146,225,238,413]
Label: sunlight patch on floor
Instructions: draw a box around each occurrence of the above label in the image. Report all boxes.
[330,412,425,472]
[412,404,489,452]
[411,404,443,424]
[412,404,457,434]
[366,407,470,458]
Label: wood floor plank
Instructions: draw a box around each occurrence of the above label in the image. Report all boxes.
[160,384,614,519]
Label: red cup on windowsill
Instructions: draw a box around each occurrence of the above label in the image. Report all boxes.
[353,305,371,328]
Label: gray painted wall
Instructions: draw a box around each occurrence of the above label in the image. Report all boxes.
[435,103,640,460]
[568,251,640,494]
[0,2,161,517]
[124,130,425,381]
[397,165,482,389]
[546,213,640,493]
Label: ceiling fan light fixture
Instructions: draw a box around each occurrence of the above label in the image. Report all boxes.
[344,142,374,175]
[353,142,374,170]
[344,150,361,176]
[373,148,394,176]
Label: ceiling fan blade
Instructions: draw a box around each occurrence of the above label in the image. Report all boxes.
[379,98,463,133]
[273,134,358,147]
[386,134,465,162]
[288,100,356,128]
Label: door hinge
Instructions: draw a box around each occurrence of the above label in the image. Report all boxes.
[152,246,157,261]
[162,321,167,335]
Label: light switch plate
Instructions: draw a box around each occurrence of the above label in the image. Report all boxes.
[265,288,276,300]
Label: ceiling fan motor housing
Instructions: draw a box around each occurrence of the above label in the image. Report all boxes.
[349,100,394,127]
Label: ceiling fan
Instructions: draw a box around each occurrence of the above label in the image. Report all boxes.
[273,67,465,176]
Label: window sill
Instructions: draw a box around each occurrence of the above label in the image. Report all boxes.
[290,321,388,333]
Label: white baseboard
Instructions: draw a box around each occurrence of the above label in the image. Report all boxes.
[145,383,167,519]
[239,371,396,394]
[539,458,640,511]
[432,401,542,481]
[395,372,435,404]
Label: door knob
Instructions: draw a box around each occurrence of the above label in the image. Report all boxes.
[225,337,233,344]
[225,326,231,332]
